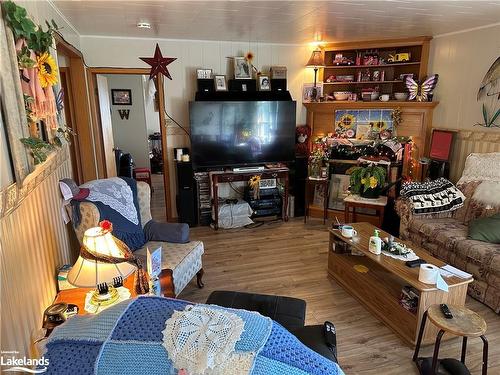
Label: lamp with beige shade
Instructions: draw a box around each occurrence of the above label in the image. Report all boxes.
[68,221,149,307]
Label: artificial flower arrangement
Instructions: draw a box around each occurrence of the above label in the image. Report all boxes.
[346,163,387,199]
[309,137,331,178]
[248,175,261,199]
[2,0,68,164]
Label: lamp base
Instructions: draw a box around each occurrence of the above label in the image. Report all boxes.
[90,286,119,307]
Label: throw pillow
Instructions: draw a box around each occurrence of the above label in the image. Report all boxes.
[468,213,500,243]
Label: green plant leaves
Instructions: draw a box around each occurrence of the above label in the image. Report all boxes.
[490,108,500,126]
[2,0,59,53]
[2,0,36,40]
[347,165,387,194]
[20,137,54,164]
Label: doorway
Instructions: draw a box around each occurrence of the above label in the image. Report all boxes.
[88,68,171,222]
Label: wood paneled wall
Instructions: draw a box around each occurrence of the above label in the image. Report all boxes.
[441,128,500,182]
[0,159,76,357]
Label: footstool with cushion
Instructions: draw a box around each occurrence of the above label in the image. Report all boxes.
[206,290,338,363]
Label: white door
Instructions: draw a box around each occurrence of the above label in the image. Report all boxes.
[96,74,117,177]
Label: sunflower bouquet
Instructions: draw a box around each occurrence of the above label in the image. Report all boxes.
[346,164,387,198]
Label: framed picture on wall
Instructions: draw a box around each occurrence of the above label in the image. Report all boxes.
[111,89,132,105]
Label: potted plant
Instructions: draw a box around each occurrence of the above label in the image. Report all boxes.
[347,164,387,198]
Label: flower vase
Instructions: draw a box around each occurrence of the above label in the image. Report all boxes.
[309,162,321,179]
[253,186,260,200]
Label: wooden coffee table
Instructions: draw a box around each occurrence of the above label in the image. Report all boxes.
[328,222,473,346]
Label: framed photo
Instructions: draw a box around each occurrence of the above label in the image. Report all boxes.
[302,83,323,102]
[111,89,132,105]
[233,57,252,79]
[214,75,227,91]
[197,69,212,79]
[258,75,271,91]
[270,66,287,79]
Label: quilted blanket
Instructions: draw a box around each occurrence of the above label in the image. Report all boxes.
[400,178,465,215]
[43,296,344,375]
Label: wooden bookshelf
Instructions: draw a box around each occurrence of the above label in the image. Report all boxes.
[318,37,431,96]
[324,80,403,85]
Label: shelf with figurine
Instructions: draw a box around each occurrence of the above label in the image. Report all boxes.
[324,80,404,85]
[324,62,421,69]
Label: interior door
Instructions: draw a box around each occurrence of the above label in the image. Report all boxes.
[96,74,117,177]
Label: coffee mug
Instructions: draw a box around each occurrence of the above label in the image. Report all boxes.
[341,225,357,238]
[379,94,390,102]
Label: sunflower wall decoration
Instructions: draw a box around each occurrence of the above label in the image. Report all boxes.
[37,52,58,88]
[2,0,65,164]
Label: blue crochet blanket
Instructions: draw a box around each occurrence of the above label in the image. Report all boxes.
[43,297,344,375]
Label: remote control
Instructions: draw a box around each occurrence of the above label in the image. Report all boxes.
[323,321,338,360]
[440,303,453,319]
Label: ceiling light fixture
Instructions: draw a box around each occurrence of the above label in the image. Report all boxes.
[137,21,151,29]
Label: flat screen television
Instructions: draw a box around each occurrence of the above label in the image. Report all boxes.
[189,101,296,169]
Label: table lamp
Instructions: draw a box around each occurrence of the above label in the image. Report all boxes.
[68,221,149,306]
[306,48,325,101]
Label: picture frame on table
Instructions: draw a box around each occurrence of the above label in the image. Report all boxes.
[258,75,271,91]
[111,89,132,105]
[197,69,212,79]
[233,57,252,79]
[214,75,228,91]
[302,83,323,102]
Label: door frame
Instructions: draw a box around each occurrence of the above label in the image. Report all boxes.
[87,68,172,222]
[55,33,97,183]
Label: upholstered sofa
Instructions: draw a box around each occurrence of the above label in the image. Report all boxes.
[396,153,500,313]
[74,181,204,297]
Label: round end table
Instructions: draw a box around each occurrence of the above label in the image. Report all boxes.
[413,304,488,375]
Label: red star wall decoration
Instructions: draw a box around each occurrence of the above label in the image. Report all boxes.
[140,43,177,80]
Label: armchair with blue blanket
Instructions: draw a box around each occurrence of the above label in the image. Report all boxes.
[72,179,204,297]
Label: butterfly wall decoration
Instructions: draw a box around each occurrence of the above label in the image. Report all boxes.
[405,74,439,102]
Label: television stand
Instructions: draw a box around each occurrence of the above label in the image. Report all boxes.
[232,166,265,173]
[211,167,289,230]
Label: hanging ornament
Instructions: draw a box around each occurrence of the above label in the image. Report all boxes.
[139,43,177,80]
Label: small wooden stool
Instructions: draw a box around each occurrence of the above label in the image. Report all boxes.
[304,177,329,224]
[343,194,387,227]
[413,304,488,375]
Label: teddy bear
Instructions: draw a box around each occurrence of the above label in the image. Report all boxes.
[296,125,311,155]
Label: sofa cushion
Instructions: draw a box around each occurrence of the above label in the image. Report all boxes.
[408,217,500,313]
[468,213,500,244]
[135,240,204,295]
[409,218,469,263]
[455,181,500,224]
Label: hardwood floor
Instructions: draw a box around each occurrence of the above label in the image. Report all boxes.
[151,173,166,222]
[180,218,499,375]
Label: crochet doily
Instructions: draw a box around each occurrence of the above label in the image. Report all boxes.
[162,305,246,374]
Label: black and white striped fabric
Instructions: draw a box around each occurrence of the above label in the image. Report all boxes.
[400,178,465,214]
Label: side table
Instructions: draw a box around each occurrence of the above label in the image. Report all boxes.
[54,275,137,316]
[343,194,387,227]
[304,177,329,224]
[413,304,488,375]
